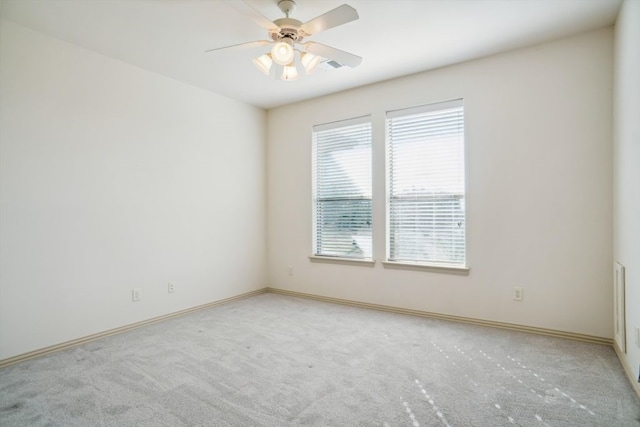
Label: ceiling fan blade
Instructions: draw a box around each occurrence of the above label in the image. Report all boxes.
[305,42,362,68]
[205,40,270,53]
[300,4,358,36]
[222,0,280,32]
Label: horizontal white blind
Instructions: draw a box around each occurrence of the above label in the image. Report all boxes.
[387,99,465,266]
[313,117,372,259]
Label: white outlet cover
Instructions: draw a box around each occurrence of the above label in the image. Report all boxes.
[513,287,523,301]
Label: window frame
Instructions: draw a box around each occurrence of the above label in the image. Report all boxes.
[384,99,468,272]
[311,115,374,262]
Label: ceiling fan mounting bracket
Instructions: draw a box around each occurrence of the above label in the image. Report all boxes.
[277,0,296,17]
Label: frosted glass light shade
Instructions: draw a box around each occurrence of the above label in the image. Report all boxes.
[271,41,295,65]
[300,52,321,74]
[252,54,272,75]
[281,63,299,81]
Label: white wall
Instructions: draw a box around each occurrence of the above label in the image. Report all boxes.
[267,28,613,338]
[0,20,266,360]
[614,0,640,386]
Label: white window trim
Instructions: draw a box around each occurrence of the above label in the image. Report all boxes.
[309,255,376,266]
[381,260,469,275]
[313,115,371,132]
[385,98,467,268]
[311,115,373,261]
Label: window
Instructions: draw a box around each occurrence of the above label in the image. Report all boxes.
[386,99,466,267]
[312,116,372,259]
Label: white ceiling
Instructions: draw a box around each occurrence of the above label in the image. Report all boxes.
[0,0,621,109]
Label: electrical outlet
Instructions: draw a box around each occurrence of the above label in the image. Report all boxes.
[513,287,523,301]
[168,283,174,293]
[132,288,141,302]
[288,266,294,276]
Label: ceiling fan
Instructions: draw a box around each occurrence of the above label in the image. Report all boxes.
[207,0,362,81]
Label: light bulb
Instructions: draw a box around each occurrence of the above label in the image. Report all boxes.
[271,41,295,65]
[281,63,299,81]
[252,54,272,75]
[300,52,321,74]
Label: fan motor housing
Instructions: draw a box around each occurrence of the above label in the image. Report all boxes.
[271,17,304,43]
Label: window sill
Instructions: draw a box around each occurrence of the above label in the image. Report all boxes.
[381,261,469,275]
[309,256,376,267]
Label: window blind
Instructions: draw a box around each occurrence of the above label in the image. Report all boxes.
[313,116,372,259]
[387,99,465,266]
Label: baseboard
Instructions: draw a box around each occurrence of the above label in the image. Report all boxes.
[0,286,618,371]
[613,344,640,401]
[266,287,613,346]
[0,288,267,369]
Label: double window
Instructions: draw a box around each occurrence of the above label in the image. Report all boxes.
[312,99,466,269]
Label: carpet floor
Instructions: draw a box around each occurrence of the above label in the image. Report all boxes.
[1,293,639,426]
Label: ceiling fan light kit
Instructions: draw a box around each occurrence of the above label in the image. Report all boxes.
[282,63,299,81]
[271,40,295,65]
[252,53,273,75]
[300,51,321,74]
[212,0,362,81]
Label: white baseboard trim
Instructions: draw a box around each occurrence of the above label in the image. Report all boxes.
[613,344,640,401]
[0,288,267,369]
[0,286,622,382]
[266,287,613,346]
